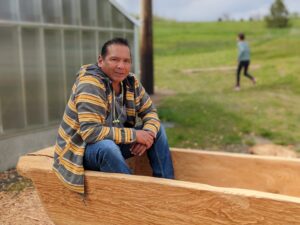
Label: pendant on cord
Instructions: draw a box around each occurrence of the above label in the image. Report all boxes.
[112,119,120,124]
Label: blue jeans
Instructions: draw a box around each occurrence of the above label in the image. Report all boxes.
[83,126,174,179]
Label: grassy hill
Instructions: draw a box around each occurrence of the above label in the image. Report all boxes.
[154,19,300,152]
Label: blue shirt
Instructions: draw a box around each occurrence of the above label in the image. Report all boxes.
[237,41,250,61]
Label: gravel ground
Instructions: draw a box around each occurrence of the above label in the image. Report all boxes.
[0,169,54,225]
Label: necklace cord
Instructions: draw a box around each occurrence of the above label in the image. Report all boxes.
[112,82,124,124]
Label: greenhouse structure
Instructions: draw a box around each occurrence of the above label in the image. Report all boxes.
[0,0,139,171]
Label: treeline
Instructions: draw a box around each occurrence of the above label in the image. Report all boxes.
[218,0,296,28]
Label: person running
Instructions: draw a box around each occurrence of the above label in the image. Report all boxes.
[235,33,256,91]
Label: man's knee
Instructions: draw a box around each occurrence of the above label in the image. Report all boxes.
[90,140,121,160]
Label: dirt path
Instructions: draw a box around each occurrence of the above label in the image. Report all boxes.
[150,88,176,106]
[182,64,261,75]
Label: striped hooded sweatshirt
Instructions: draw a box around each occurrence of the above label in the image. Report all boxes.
[53,64,160,193]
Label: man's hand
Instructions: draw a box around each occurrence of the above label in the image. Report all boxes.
[130,143,147,156]
[135,130,155,149]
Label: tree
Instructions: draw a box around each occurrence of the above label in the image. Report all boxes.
[265,0,289,28]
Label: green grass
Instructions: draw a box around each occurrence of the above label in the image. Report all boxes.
[154,19,300,151]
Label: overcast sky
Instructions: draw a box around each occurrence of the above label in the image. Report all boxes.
[115,0,300,22]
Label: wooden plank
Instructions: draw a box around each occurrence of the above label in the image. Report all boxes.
[17,153,300,225]
[168,148,300,198]
[133,148,300,197]
[18,147,300,197]
[18,147,300,198]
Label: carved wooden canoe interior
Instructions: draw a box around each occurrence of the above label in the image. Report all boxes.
[17,147,300,225]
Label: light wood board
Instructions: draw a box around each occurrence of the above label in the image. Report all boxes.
[17,147,300,224]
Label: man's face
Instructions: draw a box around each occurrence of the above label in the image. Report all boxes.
[98,44,131,84]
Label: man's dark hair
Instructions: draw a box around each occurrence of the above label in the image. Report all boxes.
[238,33,245,40]
[101,37,131,58]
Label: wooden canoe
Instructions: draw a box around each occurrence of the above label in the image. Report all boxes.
[17,147,300,225]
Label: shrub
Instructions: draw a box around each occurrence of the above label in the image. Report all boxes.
[265,0,290,28]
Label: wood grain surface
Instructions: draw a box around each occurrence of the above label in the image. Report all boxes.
[17,147,300,225]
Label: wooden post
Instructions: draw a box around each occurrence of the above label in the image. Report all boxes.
[140,0,154,95]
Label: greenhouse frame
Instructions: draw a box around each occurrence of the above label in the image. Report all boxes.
[0,0,139,171]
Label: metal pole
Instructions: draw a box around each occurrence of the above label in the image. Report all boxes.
[140,0,154,94]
